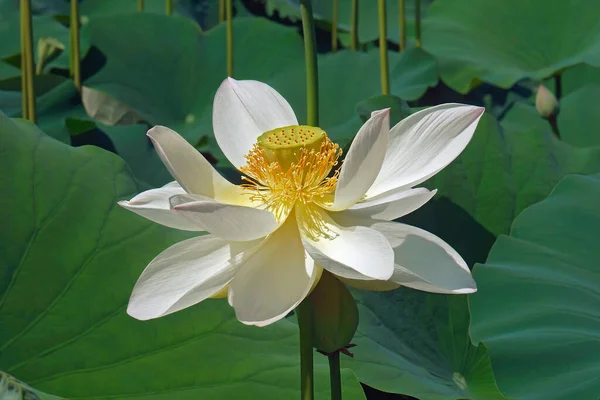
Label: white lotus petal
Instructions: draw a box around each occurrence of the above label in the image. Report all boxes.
[334,214,476,294]
[127,235,260,320]
[229,217,321,326]
[118,181,204,231]
[213,78,298,169]
[147,125,241,203]
[171,193,280,242]
[300,208,394,281]
[343,187,437,221]
[367,104,484,198]
[328,108,390,211]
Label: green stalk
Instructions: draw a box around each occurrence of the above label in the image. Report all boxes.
[296,300,315,400]
[350,0,358,51]
[328,352,342,400]
[554,73,562,100]
[398,0,406,51]
[300,0,319,126]
[20,21,28,119]
[331,0,338,51]
[166,0,173,15]
[20,0,36,122]
[415,0,421,47]
[138,0,144,11]
[378,0,389,95]
[70,0,81,92]
[226,0,233,77]
[219,0,225,23]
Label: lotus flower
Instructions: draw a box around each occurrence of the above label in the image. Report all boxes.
[119,78,484,326]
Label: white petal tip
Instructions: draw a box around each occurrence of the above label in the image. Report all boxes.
[126,305,153,321]
[472,106,485,116]
[372,107,391,117]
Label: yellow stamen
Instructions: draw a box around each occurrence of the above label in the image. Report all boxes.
[240,129,342,240]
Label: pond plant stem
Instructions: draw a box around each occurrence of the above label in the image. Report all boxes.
[378,0,390,95]
[70,0,81,92]
[554,73,562,100]
[226,0,233,77]
[415,0,421,47]
[331,0,338,52]
[350,0,358,51]
[398,0,406,51]
[219,0,225,23]
[328,352,342,400]
[301,0,319,126]
[138,0,144,11]
[296,301,315,400]
[166,0,173,15]
[20,0,36,123]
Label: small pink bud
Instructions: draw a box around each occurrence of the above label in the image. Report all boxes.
[535,84,559,119]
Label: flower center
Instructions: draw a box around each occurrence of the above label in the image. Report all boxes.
[240,125,342,239]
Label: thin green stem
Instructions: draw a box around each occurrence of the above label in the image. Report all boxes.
[20,18,28,119]
[226,0,233,77]
[166,0,173,15]
[219,0,225,23]
[350,0,358,51]
[328,352,342,400]
[548,115,561,139]
[138,0,144,11]
[296,301,315,400]
[300,0,319,126]
[70,0,81,92]
[398,0,406,51]
[331,0,338,51]
[554,73,562,100]
[20,0,36,122]
[415,0,421,47]
[378,0,389,95]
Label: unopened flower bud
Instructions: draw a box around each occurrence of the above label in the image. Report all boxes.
[535,84,559,119]
[308,271,358,353]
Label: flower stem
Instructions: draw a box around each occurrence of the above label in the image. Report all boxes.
[20,0,36,123]
[415,0,421,47]
[219,0,225,23]
[296,300,315,400]
[350,0,358,51]
[378,0,389,95]
[548,115,561,139]
[398,0,406,51]
[70,0,81,92]
[300,0,319,126]
[138,0,144,11]
[166,0,173,15]
[331,0,338,52]
[226,0,233,77]
[328,352,342,400]
[554,73,562,100]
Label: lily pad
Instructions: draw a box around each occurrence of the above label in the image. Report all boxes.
[347,291,505,400]
[423,0,600,93]
[428,110,600,236]
[558,85,600,147]
[0,113,365,400]
[0,371,63,400]
[470,173,600,400]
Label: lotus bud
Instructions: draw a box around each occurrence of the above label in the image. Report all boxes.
[535,84,559,119]
[308,271,358,354]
